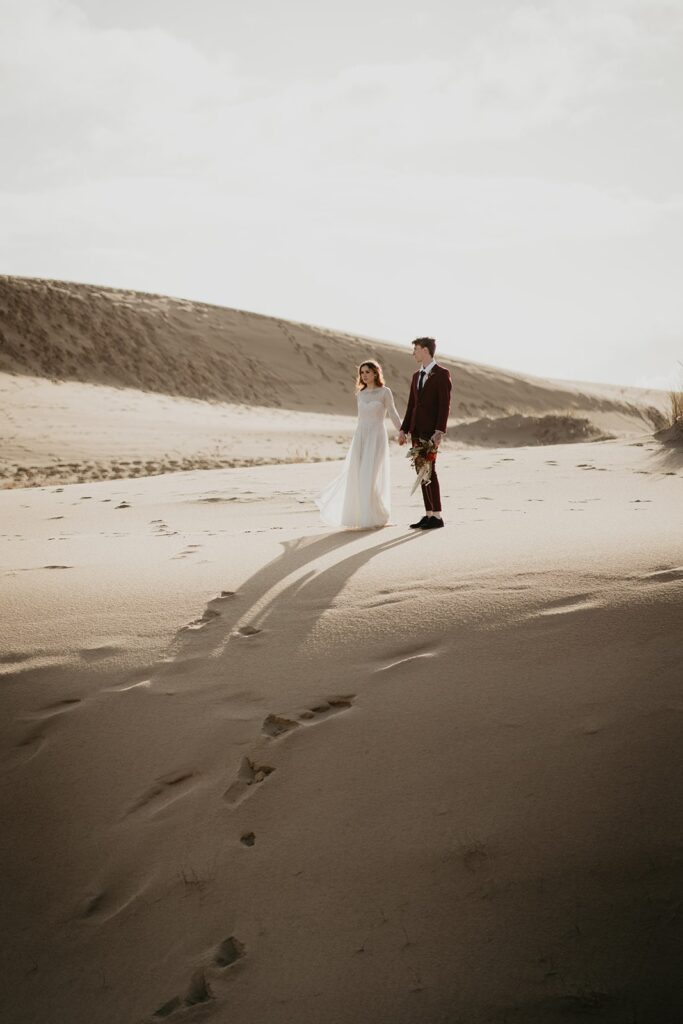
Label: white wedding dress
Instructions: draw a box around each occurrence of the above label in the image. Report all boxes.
[316,386,403,529]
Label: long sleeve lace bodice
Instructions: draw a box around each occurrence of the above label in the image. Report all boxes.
[356,386,403,431]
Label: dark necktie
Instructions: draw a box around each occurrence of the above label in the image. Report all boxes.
[418,369,426,392]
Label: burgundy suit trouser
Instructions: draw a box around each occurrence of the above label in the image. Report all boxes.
[411,434,442,513]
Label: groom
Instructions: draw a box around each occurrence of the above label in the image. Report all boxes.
[398,337,452,530]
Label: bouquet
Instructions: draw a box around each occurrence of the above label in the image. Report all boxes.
[406,438,438,495]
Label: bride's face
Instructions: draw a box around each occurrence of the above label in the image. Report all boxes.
[359,365,377,387]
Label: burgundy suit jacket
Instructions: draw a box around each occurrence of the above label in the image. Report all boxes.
[401,364,452,439]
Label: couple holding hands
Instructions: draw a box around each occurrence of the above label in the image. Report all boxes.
[316,337,452,531]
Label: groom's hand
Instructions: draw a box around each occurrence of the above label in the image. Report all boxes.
[398,431,407,446]
[431,430,444,447]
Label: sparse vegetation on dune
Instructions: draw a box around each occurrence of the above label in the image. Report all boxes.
[668,388,683,428]
[654,369,683,445]
[0,276,674,486]
[0,275,669,426]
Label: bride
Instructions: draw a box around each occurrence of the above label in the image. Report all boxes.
[316,360,403,529]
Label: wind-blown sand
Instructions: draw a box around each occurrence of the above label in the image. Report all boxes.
[1,278,682,1023]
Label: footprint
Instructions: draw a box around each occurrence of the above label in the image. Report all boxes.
[262,714,300,738]
[173,544,203,560]
[152,969,213,1020]
[226,699,355,807]
[152,995,183,1018]
[182,608,220,630]
[224,757,275,806]
[214,936,246,968]
[233,625,262,638]
[185,969,213,1007]
[181,591,237,631]
[298,696,355,721]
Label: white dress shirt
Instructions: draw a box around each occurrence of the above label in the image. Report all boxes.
[418,359,437,389]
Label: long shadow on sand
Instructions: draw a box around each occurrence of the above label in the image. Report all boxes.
[158,528,422,685]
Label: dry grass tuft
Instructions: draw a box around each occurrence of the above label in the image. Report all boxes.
[668,388,683,428]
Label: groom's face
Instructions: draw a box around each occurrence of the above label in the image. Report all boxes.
[413,344,429,365]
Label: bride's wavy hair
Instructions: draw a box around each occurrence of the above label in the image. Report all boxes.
[356,360,385,391]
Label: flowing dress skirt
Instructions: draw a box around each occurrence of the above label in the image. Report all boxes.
[316,419,392,529]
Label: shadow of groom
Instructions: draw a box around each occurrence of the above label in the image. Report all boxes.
[156,528,421,694]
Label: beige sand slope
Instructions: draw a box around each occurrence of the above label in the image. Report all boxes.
[1,438,682,1024]
[0,372,354,488]
[0,275,669,488]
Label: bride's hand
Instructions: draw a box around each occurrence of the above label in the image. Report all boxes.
[398,431,407,446]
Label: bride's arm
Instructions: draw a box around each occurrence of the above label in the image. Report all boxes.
[384,387,403,431]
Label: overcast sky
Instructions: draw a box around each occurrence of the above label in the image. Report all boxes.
[2,0,682,387]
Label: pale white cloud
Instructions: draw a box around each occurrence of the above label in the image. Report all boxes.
[4,0,681,186]
[1,0,682,385]
[4,169,677,261]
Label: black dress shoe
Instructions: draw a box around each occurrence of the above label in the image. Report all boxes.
[423,517,445,528]
[409,516,431,529]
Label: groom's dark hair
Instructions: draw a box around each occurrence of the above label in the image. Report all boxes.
[412,337,436,358]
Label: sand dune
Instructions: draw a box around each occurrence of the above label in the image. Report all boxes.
[450,412,614,447]
[0,276,669,489]
[0,372,352,488]
[1,276,681,1022]
[0,276,667,423]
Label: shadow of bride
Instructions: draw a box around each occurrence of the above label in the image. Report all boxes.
[238,529,420,640]
[159,528,421,690]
